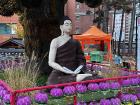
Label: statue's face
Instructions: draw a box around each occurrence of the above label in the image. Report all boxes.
[61,20,72,33]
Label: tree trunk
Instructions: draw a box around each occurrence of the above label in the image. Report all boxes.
[112,9,116,38]
[118,10,125,56]
[22,0,66,75]
[102,1,109,33]
[112,9,116,54]
[128,0,136,55]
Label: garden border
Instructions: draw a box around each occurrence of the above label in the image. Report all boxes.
[1,74,140,105]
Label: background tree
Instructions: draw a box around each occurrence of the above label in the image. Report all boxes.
[128,0,136,56]
[0,0,102,75]
[117,0,132,56]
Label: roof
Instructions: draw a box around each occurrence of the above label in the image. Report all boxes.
[10,38,23,46]
[0,35,17,43]
[0,48,24,53]
[73,26,112,41]
[0,38,24,48]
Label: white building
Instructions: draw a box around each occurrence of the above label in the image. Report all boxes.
[113,11,126,41]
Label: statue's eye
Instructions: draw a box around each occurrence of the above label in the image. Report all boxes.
[65,23,69,26]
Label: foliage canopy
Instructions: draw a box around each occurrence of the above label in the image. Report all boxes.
[0,0,103,17]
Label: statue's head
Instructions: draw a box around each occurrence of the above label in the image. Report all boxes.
[60,16,72,34]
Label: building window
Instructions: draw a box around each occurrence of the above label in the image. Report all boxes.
[76,2,80,9]
[75,27,81,34]
[0,23,17,35]
[76,16,80,21]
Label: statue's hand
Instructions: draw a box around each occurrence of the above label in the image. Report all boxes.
[63,67,75,74]
[74,69,81,74]
[74,65,83,74]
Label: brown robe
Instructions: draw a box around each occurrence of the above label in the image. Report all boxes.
[47,38,103,85]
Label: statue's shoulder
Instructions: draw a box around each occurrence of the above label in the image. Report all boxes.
[50,37,59,47]
[51,36,59,43]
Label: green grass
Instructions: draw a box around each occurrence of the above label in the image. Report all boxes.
[36,74,48,86]
[0,71,48,87]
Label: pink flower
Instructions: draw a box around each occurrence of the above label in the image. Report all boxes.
[99,82,110,90]
[110,82,121,90]
[34,92,48,104]
[88,83,99,91]
[63,86,76,95]
[76,84,87,93]
[3,93,11,104]
[50,88,63,97]
[16,96,31,105]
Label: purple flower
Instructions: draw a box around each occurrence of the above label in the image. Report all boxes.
[0,90,8,99]
[99,82,110,90]
[121,94,131,102]
[63,86,76,95]
[96,65,102,70]
[89,102,94,105]
[76,84,87,93]
[50,88,63,97]
[122,79,131,87]
[130,95,138,103]
[86,64,92,70]
[136,93,140,99]
[100,99,111,105]
[16,96,31,105]
[77,101,87,105]
[34,92,48,104]
[110,82,121,90]
[110,98,121,105]
[89,102,99,105]
[131,78,139,85]
[3,94,11,104]
[0,85,5,91]
[88,83,99,91]
[121,71,129,76]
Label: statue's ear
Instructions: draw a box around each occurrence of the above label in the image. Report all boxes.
[60,25,63,31]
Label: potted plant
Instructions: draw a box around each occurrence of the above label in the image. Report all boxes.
[3,93,10,105]
[110,82,121,97]
[76,84,89,102]
[99,82,111,98]
[16,96,32,105]
[110,98,121,105]
[63,86,76,104]
[49,88,65,105]
[87,83,101,100]
[34,92,48,105]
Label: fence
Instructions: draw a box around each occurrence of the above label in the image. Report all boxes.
[0,74,140,105]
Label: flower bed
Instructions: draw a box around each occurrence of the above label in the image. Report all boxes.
[86,63,138,78]
[0,75,140,105]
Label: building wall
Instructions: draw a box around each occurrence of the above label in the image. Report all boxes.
[108,10,137,55]
[65,0,94,34]
[0,14,19,23]
[109,12,132,42]
[0,14,21,43]
[109,3,140,43]
[125,13,131,42]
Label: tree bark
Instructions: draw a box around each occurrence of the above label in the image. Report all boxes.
[102,1,109,33]
[22,0,66,75]
[128,0,136,55]
[118,10,125,56]
[112,9,116,54]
